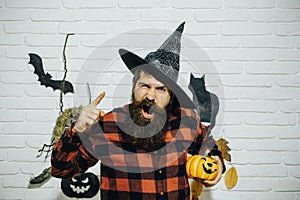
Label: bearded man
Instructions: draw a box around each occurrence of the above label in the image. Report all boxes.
[51,22,225,200]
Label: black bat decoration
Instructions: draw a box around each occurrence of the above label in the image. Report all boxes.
[28,53,74,94]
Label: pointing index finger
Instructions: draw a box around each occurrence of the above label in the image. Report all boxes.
[92,92,105,106]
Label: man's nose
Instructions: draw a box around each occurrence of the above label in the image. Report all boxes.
[146,88,156,101]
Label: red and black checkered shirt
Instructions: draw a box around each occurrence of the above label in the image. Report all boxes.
[51,104,217,200]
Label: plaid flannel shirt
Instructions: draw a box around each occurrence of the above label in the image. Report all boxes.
[51,104,215,200]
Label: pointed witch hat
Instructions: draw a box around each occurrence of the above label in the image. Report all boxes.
[119,22,195,108]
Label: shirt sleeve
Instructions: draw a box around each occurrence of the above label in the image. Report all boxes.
[51,125,98,179]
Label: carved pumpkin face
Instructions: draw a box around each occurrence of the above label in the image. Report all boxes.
[186,155,219,181]
[61,172,99,198]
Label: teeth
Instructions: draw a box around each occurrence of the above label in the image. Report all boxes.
[70,184,90,194]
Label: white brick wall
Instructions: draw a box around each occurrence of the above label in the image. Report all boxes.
[0,1,299,199]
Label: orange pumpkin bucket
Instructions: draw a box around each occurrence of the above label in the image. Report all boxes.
[186,155,219,181]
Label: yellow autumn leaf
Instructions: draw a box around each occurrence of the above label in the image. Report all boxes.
[191,180,203,198]
[224,166,238,189]
[216,138,232,162]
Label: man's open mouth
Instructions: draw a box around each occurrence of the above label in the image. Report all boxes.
[141,105,154,119]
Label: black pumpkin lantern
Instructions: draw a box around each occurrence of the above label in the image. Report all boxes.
[61,172,99,198]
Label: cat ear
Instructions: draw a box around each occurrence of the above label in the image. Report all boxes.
[201,74,205,80]
[190,73,195,81]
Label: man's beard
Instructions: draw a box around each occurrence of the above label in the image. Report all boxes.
[121,98,168,152]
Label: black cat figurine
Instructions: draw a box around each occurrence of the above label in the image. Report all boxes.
[188,74,219,130]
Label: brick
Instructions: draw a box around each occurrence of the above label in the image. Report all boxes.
[24,188,66,200]
[251,10,300,22]
[243,192,295,200]
[6,0,60,8]
[172,0,222,8]
[0,84,24,97]
[275,74,300,87]
[277,0,300,8]
[296,37,300,48]
[59,22,110,34]
[244,139,298,151]
[0,110,24,122]
[232,151,281,164]
[0,46,4,57]
[224,100,277,112]
[222,177,273,191]
[277,49,300,61]
[111,22,164,34]
[283,152,300,165]
[0,188,24,199]
[80,35,109,47]
[5,97,56,110]
[273,178,300,191]
[119,0,169,8]
[20,162,52,175]
[237,165,288,178]
[224,49,275,61]
[7,149,51,162]
[241,36,294,48]
[0,71,37,84]
[0,135,25,148]
[3,174,31,188]
[0,149,6,161]
[289,166,300,178]
[222,22,273,36]
[25,136,54,151]
[0,58,27,71]
[0,8,29,21]
[26,34,80,47]
[221,74,273,87]
[278,127,300,139]
[202,191,243,199]
[4,22,57,34]
[240,88,294,100]
[195,9,249,22]
[4,122,54,135]
[222,87,240,99]
[221,112,243,125]
[25,110,59,122]
[225,0,275,8]
[187,36,239,48]
[224,126,278,139]
[182,48,222,61]
[278,101,300,113]
[245,62,299,74]
[24,84,62,97]
[31,9,83,22]
[184,22,219,35]
[275,24,300,36]
[86,9,138,22]
[63,0,117,8]
[0,34,25,45]
[140,10,193,22]
[7,46,62,59]
[0,162,20,175]
[245,113,297,126]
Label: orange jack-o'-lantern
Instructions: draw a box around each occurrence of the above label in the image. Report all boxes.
[186,155,219,181]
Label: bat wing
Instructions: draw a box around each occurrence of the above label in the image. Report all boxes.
[28,53,46,77]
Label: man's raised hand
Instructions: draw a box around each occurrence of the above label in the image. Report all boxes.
[73,92,106,133]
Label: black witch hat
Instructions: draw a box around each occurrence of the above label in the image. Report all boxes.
[119,22,195,109]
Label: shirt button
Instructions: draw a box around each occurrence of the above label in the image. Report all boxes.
[160,192,164,196]
[159,170,162,174]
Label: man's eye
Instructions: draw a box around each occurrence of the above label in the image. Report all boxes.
[157,87,167,93]
[141,84,150,88]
